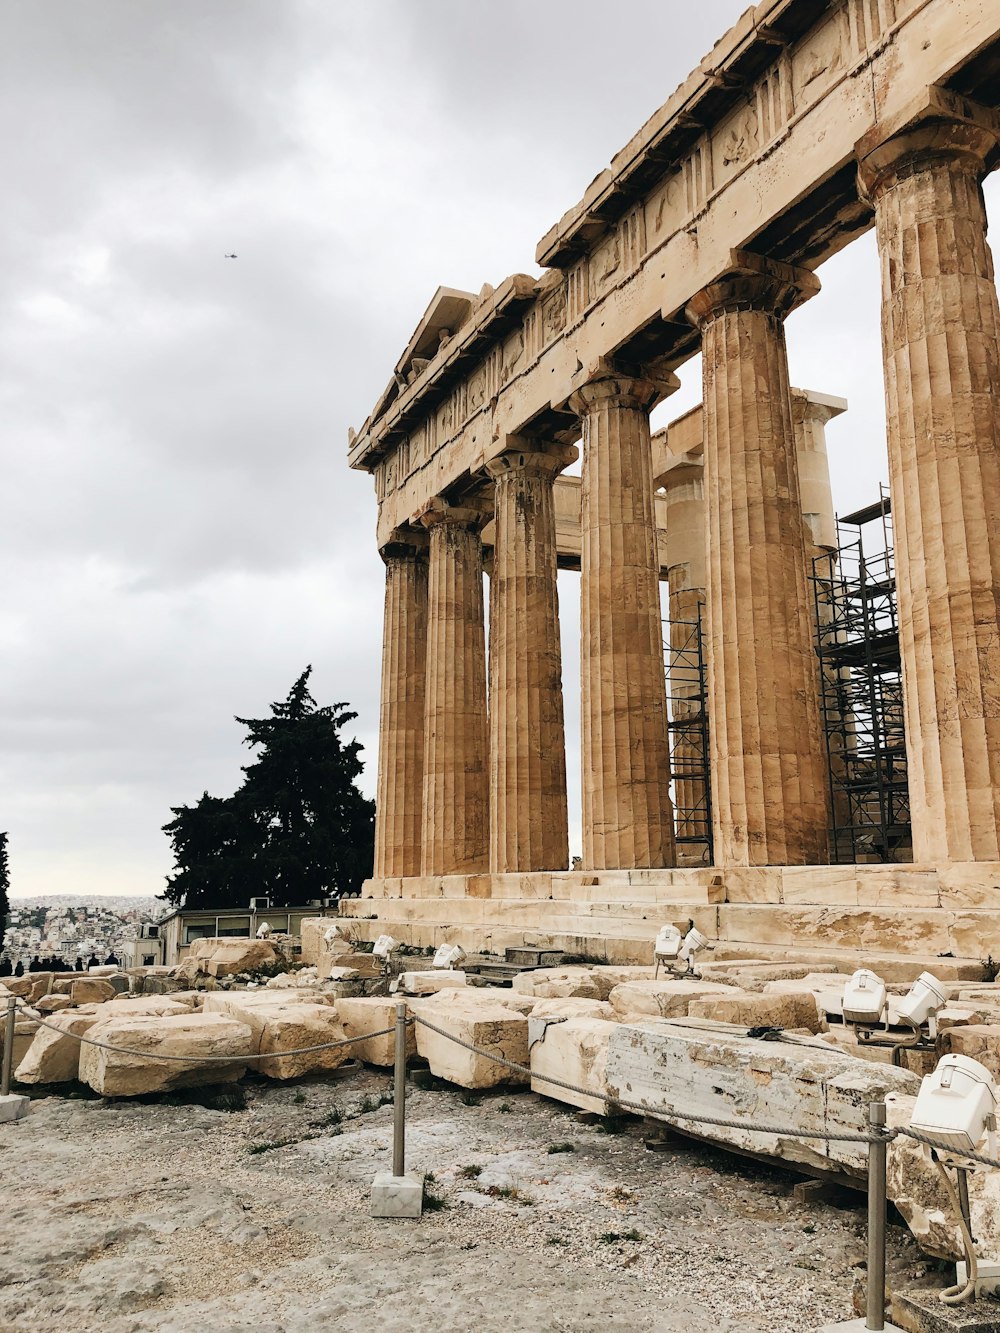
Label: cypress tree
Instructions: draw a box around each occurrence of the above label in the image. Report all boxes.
[163,668,374,909]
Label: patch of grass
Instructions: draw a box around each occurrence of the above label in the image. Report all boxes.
[609,1185,635,1203]
[459,1091,482,1107]
[425,1171,436,1184]
[293,1092,306,1105]
[802,1223,816,1235]
[249,1140,284,1155]
[497,1102,513,1114]
[547,1141,575,1155]
[545,1235,569,1246]
[309,1105,343,1129]
[423,1185,449,1212]
[459,1164,483,1179]
[598,1229,643,1245]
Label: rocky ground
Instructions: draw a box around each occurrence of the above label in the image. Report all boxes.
[0,1065,938,1333]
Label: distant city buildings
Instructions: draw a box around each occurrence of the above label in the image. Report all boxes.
[0,894,166,967]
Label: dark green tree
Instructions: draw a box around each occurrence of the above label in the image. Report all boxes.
[163,668,374,910]
[0,832,9,956]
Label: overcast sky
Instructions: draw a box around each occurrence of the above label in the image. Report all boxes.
[3,1,997,900]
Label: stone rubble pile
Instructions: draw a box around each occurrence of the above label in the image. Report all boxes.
[6,937,1000,1265]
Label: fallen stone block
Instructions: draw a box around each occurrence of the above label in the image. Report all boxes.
[70,979,116,1006]
[414,1001,528,1088]
[396,970,467,996]
[418,988,535,1016]
[203,994,350,1078]
[608,979,740,1020]
[35,995,74,1014]
[201,990,320,1014]
[687,991,824,1034]
[79,1013,253,1095]
[586,966,655,999]
[529,998,615,1021]
[817,1026,938,1077]
[335,997,416,1066]
[604,1020,917,1176]
[511,967,601,1000]
[940,1025,1000,1080]
[15,1010,104,1083]
[205,939,282,978]
[530,1016,616,1115]
[697,962,820,992]
[104,997,191,1017]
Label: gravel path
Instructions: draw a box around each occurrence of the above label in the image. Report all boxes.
[0,1068,929,1332]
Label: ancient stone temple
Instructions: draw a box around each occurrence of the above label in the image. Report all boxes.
[346,0,1000,975]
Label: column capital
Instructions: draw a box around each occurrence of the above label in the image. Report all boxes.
[685,249,820,328]
[415,496,490,533]
[567,356,679,417]
[790,387,848,431]
[857,87,1000,202]
[378,524,428,562]
[485,438,579,482]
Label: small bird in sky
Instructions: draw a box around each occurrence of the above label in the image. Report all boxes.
[224,252,238,259]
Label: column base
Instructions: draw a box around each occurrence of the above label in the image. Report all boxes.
[370,1170,425,1219]
[0,1093,30,1124]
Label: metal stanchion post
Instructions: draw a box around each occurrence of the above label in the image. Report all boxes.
[392,999,407,1178]
[867,1100,888,1332]
[1,996,15,1098]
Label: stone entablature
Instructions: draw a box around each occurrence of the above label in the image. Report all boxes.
[350,0,999,554]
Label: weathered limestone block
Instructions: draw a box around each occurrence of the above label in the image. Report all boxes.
[79,1013,254,1095]
[529,998,615,1021]
[205,939,282,978]
[15,1011,103,1084]
[201,990,320,1014]
[104,997,192,1017]
[335,997,416,1067]
[0,977,32,998]
[608,979,740,1020]
[687,992,823,1034]
[419,988,536,1015]
[511,967,601,999]
[587,966,656,1000]
[200,995,349,1079]
[763,975,849,1019]
[697,963,819,992]
[1,1007,40,1070]
[605,1021,918,1175]
[940,1025,1000,1080]
[70,979,115,1006]
[817,1027,937,1077]
[35,995,74,1014]
[396,970,467,996]
[530,1017,616,1115]
[414,1001,529,1088]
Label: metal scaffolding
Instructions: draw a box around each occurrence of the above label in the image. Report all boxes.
[811,485,912,864]
[663,611,713,865]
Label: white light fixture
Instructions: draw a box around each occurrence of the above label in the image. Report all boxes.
[678,926,710,968]
[323,925,344,947]
[432,943,466,970]
[842,968,888,1027]
[898,971,949,1037]
[373,934,400,961]
[910,1053,998,1159]
[255,922,272,939]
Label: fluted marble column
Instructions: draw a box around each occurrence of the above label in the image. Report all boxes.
[569,363,676,870]
[373,531,428,878]
[687,254,829,867]
[419,501,489,875]
[858,95,1000,864]
[660,456,708,851]
[487,441,575,872]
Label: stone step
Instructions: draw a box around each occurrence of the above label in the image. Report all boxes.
[715,903,1000,958]
[338,900,997,980]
